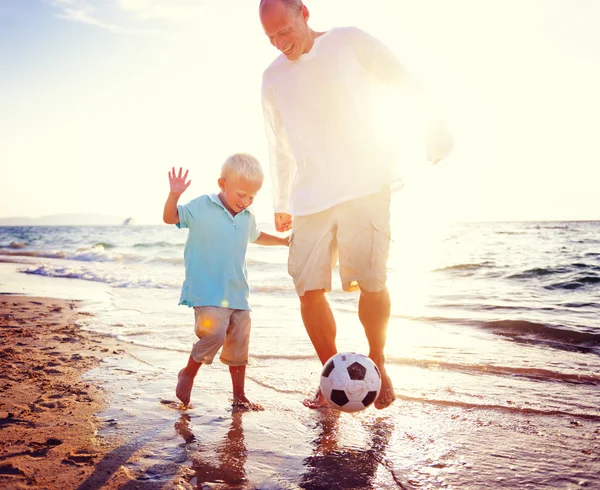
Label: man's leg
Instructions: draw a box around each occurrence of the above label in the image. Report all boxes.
[300,289,338,364]
[299,289,338,408]
[288,207,339,408]
[358,286,395,409]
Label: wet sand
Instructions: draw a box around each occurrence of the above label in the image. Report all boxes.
[0,293,412,489]
[1,288,598,489]
[0,295,138,489]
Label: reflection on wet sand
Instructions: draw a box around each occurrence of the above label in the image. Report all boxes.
[175,409,248,488]
[300,411,396,490]
[175,408,407,489]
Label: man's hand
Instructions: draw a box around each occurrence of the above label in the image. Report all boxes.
[426,119,454,165]
[169,167,191,195]
[274,213,292,232]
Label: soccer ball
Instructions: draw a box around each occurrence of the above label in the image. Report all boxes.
[319,352,381,413]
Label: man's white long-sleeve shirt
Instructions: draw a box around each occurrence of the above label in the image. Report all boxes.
[261,26,411,216]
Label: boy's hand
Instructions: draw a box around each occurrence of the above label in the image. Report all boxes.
[169,167,192,195]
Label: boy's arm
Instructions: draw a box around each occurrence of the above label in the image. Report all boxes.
[163,167,191,225]
[163,192,181,225]
[253,232,290,247]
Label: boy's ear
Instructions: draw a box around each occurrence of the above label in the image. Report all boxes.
[217,177,226,191]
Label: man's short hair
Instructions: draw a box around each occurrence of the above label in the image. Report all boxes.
[260,0,303,14]
[221,153,264,182]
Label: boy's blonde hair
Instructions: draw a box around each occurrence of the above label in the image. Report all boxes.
[221,153,264,182]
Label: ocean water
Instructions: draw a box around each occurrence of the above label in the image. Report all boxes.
[1,219,599,489]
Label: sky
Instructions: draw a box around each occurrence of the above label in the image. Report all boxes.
[1,0,599,225]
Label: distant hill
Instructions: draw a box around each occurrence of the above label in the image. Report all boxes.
[0,214,127,226]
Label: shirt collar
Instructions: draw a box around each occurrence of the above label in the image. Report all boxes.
[296,29,332,62]
[208,193,251,219]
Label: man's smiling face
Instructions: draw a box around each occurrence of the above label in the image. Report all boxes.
[260,0,311,61]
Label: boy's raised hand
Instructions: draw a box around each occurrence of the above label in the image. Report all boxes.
[169,167,192,195]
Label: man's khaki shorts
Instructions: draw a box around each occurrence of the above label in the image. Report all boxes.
[288,188,391,296]
[191,306,251,366]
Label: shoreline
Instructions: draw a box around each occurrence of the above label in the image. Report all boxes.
[0,294,139,489]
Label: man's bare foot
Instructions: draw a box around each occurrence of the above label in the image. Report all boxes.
[232,395,263,411]
[374,371,395,410]
[176,368,195,407]
[303,389,330,409]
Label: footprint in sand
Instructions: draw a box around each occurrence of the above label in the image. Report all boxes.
[160,399,182,410]
[43,368,63,375]
[0,414,35,428]
[62,450,99,466]
[39,402,58,409]
[0,463,26,476]
[28,438,63,458]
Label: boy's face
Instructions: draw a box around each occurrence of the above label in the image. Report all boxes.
[218,176,263,216]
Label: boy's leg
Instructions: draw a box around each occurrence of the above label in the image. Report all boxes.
[176,307,230,406]
[221,310,262,411]
[229,365,263,411]
[176,355,201,406]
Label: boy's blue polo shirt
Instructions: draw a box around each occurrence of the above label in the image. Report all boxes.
[176,194,260,310]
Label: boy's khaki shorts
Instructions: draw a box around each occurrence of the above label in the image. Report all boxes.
[191,306,250,366]
[289,187,391,296]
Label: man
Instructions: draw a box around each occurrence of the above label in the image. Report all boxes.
[259,0,452,409]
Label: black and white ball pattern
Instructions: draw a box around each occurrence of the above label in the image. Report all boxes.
[319,352,382,412]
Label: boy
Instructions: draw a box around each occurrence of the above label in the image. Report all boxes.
[163,153,288,410]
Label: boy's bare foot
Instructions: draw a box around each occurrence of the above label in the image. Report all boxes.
[303,388,330,409]
[174,414,195,443]
[176,368,195,407]
[232,395,264,411]
[374,371,395,410]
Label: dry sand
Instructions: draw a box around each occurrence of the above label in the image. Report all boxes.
[0,295,140,489]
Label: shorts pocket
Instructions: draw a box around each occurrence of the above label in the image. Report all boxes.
[371,225,390,272]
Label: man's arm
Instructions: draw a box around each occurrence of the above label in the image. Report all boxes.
[274,213,292,233]
[163,167,191,225]
[261,80,296,230]
[351,28,454,163]
[253,232,290,246]
[351,27,413,89]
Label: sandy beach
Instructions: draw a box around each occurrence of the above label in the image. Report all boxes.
[0,292,404,490]
[0,295,152,489]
